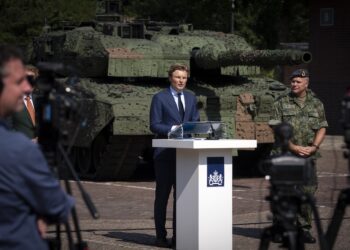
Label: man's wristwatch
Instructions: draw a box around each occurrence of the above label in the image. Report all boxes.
[312,144,320,150]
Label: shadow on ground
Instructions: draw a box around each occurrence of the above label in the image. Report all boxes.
[104,231,157,247]
[233,226,264,239]
[129,162,155,182]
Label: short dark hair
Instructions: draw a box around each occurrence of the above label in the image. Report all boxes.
[0,45,24,92]
[168,64,189,77]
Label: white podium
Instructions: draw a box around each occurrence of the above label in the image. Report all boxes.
[152,139,257,250]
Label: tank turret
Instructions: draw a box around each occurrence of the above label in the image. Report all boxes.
[30,0,311,180]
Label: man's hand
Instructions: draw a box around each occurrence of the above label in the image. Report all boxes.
[31,137,38,143]
[170,125,181,132]
[289,143,317,157]
[37,218,48,238]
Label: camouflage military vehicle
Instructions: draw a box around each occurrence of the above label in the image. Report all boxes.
[30,0,311,180]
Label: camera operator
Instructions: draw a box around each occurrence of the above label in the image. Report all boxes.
[272,69,328,243]
[0,45,74,250]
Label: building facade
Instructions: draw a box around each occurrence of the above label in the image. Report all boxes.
[310,0,350,134]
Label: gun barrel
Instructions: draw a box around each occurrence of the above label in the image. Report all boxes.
[194,48,312,69]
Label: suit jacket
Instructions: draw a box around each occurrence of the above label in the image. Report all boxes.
[0,120,74,250]
[150,88,200,158]
[11,101,36,139]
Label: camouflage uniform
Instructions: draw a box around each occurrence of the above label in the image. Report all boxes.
[273,89,328,230]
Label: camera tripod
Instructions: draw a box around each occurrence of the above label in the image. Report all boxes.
[325,188,350,249]
[42,142,99,250]
[63,143,100,249]
[324,144,350,249]
[35,61,99,250]
[259,186,328,250]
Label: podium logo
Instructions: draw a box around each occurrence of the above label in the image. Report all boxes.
[207,157,224,187]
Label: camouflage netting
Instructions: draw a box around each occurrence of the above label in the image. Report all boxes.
[219,50,312,67]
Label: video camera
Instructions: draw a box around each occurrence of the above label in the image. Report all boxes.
[258,122,324,250]
[30,62,98,250]
[33,62,93,154]
[267,155,314,186]
[263,122,315,187]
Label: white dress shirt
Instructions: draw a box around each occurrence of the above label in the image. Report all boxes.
[23,94,34,109]
[169,86,185,111]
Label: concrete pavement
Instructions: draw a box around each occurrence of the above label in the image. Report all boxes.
[55,136,350,249]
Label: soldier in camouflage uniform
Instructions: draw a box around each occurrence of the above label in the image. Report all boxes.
[273,69,328,243]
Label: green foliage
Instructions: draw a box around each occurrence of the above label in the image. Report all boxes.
[126,0,309,49]
[0,0,95,46]
[125,0,232,31]
[0,0,309,50]
[235,0,309,49]
[234,0,283,49]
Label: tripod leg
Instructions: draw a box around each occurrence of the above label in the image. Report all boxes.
[64,221,74,250]
[296,228,305,250]
[259,227,273,250]
[306,193,329,250]
[63,177,88,250]
[58,143,99,219]
[325,188,350,249]
[47,224,62,250]
[57,146,87,250]
[285,230,304,250]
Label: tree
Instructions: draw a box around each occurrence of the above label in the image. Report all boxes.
[125,0,309,49]
[234,0,309,49]
[125,0,231,31]
[0,0,95,46]
[0,0,309,50]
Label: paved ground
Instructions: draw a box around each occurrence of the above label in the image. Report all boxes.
[54,136,350,249]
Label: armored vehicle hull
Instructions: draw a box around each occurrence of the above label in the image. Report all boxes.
[30,1,310,180]
[64,75,288,180]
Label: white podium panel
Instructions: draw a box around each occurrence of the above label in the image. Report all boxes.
[152,139,257,250]
[176,148,232,250]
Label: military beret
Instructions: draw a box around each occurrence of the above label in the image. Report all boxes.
[290,69,309,79]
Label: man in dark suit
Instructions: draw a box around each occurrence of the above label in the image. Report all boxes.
[150,64,200,247]
[11,65,38,141]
